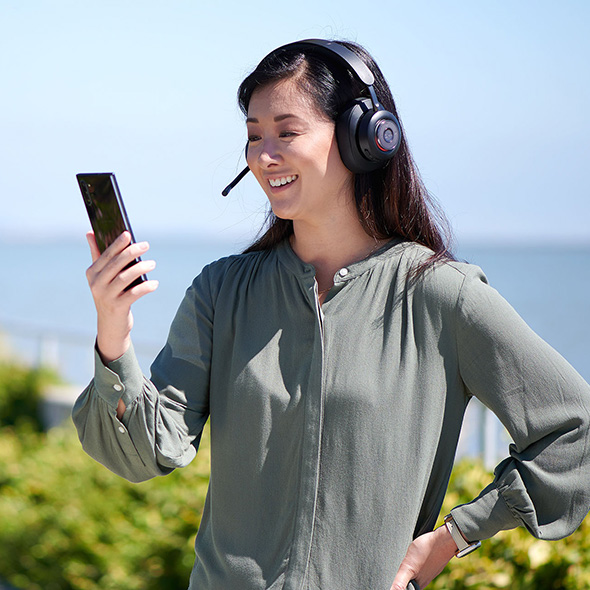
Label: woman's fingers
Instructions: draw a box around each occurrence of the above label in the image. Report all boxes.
[119,277,160,307]
[85,231,158,319]
[84,231,159,363]
[389,527,457,590]
[115,259,159,298]
[86,231,127,286]
[86,230,131,266]
[86,232,150,292]
[104,240,151,284]
[86,231,101,263]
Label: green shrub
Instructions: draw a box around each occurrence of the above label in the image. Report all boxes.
[0,424,210,590]
[0,361,59,431]
[1,425,589,589]
[430,458,590,590]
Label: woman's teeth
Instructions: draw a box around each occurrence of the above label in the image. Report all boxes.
[269,175,298,187]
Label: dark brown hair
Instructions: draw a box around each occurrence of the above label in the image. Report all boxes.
[237,40,454,266]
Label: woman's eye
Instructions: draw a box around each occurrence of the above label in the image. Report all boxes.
[247,135,261,142]
[279,131,295,138]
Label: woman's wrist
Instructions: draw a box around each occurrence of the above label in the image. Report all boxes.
[96,333,131,365]
[443,514,482,558]
[435,520,462,557]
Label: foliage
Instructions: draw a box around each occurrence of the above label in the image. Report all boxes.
[0,425,210,590]
[0,361,59,431]
[1,421,589,589]
[430,459,590,590]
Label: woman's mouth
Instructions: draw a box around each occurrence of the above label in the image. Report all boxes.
[268,175,298,188]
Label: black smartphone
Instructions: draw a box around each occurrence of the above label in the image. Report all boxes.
[76,172,147,290]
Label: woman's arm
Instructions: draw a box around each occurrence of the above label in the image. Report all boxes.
[452,267,590,541]
[392,264,590,589]
[73,232,211,482]
[85,230,159,364]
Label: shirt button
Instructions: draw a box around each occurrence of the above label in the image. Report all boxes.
[113,384,123,392]
[338,267,349,277]
[118,426,126,434]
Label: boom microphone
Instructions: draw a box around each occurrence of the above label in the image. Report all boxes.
[222,166,250,196]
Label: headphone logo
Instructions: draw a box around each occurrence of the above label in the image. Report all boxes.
[222,38,401,195]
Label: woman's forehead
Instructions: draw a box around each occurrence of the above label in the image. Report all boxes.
[247,79,326,122]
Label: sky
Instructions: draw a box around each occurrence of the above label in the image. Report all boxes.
[1,0,589,248]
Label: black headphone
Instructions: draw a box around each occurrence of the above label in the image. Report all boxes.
[222,39,401,196]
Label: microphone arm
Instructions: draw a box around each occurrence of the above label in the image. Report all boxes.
[222,166,250,196]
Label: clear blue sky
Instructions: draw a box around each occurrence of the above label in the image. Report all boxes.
[1,0,588,247]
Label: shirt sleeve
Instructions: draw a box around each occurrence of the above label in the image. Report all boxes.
[450,267,590,542]
[72,267,214,483]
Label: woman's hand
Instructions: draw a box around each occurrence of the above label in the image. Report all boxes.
[390,525,457,590]
[86,231,158,364]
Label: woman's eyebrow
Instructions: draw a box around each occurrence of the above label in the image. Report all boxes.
[274,113,299,122]
[246,114,301,124]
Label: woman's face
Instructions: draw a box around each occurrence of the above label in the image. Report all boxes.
[246,78,354,226]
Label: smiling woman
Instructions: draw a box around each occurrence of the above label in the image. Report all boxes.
[245,79,354,250]
[238,41,451,287]
[72,39,590,590]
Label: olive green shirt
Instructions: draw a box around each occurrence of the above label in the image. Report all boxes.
[73,239,590,590]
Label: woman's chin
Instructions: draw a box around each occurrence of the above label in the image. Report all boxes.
[268,202,298,222]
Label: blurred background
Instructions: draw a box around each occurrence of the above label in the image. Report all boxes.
[2,0,589,243]
[1,0,588,414]
[0,1,589,587]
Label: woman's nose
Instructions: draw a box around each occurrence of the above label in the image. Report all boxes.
[256,139,282,167]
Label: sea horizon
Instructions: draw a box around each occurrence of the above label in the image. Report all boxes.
[1,237,588,464]
[1,237,588,381]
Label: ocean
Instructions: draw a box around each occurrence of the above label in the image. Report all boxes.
[1,238,588,385]
[0,238,588,462]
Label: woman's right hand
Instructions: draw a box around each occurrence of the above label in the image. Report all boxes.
[86,231,159,364]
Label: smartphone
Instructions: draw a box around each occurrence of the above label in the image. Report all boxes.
[76,172,147,290]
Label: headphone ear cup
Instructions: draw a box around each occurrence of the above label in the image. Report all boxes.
[358,108,401,164]
[336,99,375,173]
[336,98,401,173]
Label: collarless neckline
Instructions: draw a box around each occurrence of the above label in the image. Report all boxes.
[276,236,407,281]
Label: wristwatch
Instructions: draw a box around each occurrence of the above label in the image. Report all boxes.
[444,514,481,558]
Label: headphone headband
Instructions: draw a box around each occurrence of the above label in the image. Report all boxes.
[267,39,376,87]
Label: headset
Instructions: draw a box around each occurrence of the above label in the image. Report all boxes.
[222,38,401,196]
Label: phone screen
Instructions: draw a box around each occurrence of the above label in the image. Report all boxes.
[77,172,147,289]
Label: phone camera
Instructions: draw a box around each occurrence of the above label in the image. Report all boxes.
[81,180,93,206]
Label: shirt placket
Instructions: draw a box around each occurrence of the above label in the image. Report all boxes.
[283,265,355,589]
[283,276,327,590]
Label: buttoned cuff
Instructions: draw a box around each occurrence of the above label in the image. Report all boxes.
[450,483,521,542]
[93,342,145,411]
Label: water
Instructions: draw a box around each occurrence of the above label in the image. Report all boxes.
[0,238,588,386]
[457,243,589,382]
[1,238,588,462]
[0,236,237,384]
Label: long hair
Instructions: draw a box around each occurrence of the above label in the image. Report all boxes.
[237,40,454,266]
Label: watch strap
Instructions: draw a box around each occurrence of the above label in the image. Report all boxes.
[444,514,481,558]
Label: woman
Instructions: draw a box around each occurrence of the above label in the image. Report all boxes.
[74,39,590,590]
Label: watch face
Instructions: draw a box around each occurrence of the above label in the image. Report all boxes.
[456,540,482,558]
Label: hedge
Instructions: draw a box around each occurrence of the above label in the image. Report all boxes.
[431,461,590,590]
[0,361,59,432]
[0,356,589,589]
[0,425,210,590]
[1,424,589,589]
